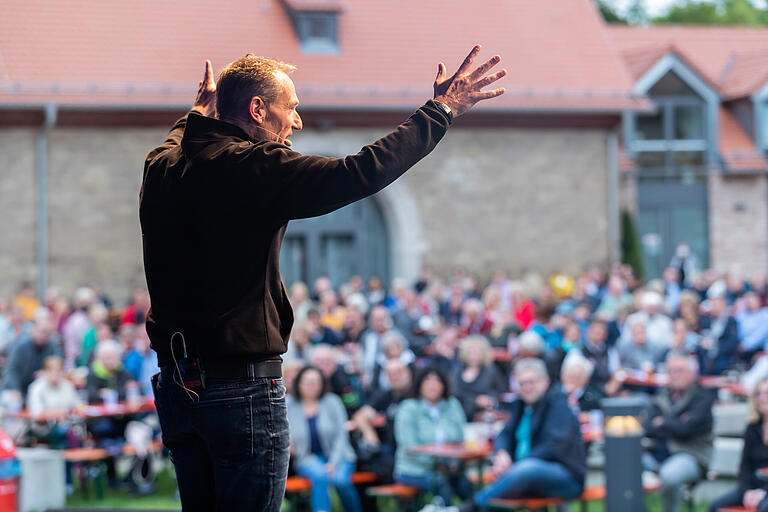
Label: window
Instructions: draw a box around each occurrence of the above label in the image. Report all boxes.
[674,105,704,140]
[294,12,338,54]
[630,80,707,181]
[636,112,663,140]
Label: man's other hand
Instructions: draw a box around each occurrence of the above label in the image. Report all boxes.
[434,45,506,118]
[192,60,216,117]
[491,449,512,476]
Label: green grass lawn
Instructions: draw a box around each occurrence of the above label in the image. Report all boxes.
[64,470,714,511]
[65,466,181,510]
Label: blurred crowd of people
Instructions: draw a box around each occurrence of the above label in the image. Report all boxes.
[7,248,768,510]
[277,256,768,512]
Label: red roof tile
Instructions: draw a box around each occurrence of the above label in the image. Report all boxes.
[719,106,768,172]
[0,0,647,112]
[609,25,768,98]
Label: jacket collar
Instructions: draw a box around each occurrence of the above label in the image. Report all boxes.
[183,112,256,145]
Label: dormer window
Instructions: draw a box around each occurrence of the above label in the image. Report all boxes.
[295,11,338,53]
[282,1,341,54]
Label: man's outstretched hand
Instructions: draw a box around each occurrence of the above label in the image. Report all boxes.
[434,45,506,118]
[191,60,216,117]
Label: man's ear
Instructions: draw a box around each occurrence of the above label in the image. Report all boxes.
[249,96,266,124]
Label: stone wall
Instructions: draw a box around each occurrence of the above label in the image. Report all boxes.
[0,123,613,299]
[709,171,768,279]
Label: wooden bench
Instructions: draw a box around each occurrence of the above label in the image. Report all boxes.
[487,483,661,512]
[61,448,110,500]
[284,472,379,512]
[121,440,162,456]
[366,483,422,512]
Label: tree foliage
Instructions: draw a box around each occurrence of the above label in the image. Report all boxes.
[595,0,768,26]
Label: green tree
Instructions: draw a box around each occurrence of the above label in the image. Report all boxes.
[626,0,650,25]
[722,0,762,25]
[654,0,764,25]
[621,210,644,281]
[657,0,720,23]
[595,0,627,23]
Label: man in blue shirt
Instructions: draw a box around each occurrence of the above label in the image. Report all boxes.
[461,358,586,511]
[737,291,768,355]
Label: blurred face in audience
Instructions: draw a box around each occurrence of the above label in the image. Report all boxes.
[631,323,647,347]
[320,290,338,311]
[561,364,588,394]
[344,307,365,331]
[516,368,549,405]
[563,322,581,343]
[745,292,761,312]
[672,319,689,349]
[45,359,65,386]
[663,267,679,284]
[382,337,404,359]
[710,296,726,317]
[298,369,324,402]
[386,361,411,394]
[31,317,54,346]
[586,322,606,347]
[464,343,485,368]
[419,372,445,404]
[310,348,337,378]
[99,346,121,372]
[667,355,695,392]
[370,307,390,334]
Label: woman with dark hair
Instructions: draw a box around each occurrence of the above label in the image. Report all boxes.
[393,365,473,505]
[286,365,362,512]
[708,377,768,512]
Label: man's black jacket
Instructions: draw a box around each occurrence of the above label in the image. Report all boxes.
[140,101,450,365]
[495,387,587,484]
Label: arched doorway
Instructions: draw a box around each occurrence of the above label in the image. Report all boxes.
[279,196,390,288]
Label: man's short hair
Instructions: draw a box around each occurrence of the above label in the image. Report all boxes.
[666,350,699,373]
[514,357,548,379]
[216,54,296,122]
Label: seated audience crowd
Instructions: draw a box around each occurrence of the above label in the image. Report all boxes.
[4,257,768,509]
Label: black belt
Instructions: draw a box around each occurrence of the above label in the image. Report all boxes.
[164,359,283,379]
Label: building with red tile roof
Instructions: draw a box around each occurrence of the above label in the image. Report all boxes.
[609,24,768,279]
[1,0,768,297]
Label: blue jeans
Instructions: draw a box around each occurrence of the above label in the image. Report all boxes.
[708,488,768,512]
[474,457,583,506]
[296,454,362,512]
[152,367,290,512]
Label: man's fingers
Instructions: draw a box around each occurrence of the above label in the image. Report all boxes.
[469,55,501,81]
[474,69,507,90]
[435,62,447,84]
[472,88,506,101]
[455,44,481,77]
[205,59,214,85]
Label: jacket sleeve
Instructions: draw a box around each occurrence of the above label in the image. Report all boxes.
[1,343,22,392]
[258,101,451,220]
[494,406,518,455]
[326,394,354,466]
[526,398,583,462]
[737,424,758,493]
[144,113,189,167]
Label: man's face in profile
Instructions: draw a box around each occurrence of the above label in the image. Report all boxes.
[261,71,303,145]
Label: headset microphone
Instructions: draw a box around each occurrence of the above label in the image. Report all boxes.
[258,127,293,147]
